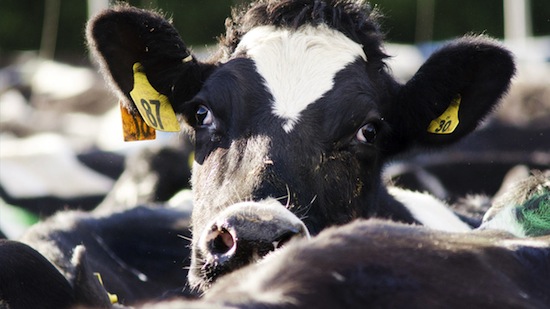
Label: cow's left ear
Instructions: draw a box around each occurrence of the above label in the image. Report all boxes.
[382,36,515,154]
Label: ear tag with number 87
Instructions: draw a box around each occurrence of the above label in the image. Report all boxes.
[129,63,180,132]
[427,94,461,134]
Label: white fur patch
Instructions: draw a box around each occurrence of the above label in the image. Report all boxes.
[234,25,366,132]
[479,206,525,237]
[388,187,472,232]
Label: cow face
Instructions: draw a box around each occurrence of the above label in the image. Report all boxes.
[87,1,515,291]
[185,24,390,235]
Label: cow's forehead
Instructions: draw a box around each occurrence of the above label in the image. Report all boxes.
[233,25,367,133]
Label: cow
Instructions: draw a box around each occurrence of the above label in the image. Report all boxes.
[15,205,195,306]
[479,169,550,237]
[0,204,196,308]
[86,0,515,291]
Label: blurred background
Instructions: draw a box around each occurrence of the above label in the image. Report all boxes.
[1,0,549,239]
[1,0,549,63]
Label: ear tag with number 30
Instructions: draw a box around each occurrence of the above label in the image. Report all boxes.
[129,63,180,132]
[427,94,461,134]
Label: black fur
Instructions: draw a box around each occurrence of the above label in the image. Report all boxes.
[219,0,388,65]
[0,239,76,309]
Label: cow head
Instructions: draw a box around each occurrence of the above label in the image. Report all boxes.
[87,0,515,290]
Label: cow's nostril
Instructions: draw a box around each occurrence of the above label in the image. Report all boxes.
[208,227,235,255]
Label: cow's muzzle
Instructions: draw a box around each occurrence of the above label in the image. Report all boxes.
[196,199,310,285]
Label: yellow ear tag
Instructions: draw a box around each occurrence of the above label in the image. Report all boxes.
[119,101,156,141]
[427,94,461,134]
[129,62,180,132]
[94,272,119,304]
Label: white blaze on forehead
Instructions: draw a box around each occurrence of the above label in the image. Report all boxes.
[234,25,367,132]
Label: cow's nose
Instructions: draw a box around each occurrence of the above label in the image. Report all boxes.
[199,200,310,279]
[205,219,307,259]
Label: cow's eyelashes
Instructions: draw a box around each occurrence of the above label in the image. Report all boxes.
[196,105,214,127]
[356,122,377,144]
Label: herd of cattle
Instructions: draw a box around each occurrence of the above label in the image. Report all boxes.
[1,0,549,308]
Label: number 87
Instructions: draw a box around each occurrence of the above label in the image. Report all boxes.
[140,99,164,130]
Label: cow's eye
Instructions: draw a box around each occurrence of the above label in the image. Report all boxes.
[196,105,213,127]
[356,123,377,144]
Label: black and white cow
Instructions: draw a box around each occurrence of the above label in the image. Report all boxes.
[87,0,515,291]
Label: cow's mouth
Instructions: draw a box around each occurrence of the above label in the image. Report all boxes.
[190,199,310,289]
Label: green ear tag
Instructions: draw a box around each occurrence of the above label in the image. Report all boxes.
[427,94,461,134]
[129,63,180,132]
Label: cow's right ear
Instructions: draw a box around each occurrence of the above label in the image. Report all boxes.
[86,4,214,114]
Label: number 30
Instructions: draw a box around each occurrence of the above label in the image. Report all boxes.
[435,120,452,133]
